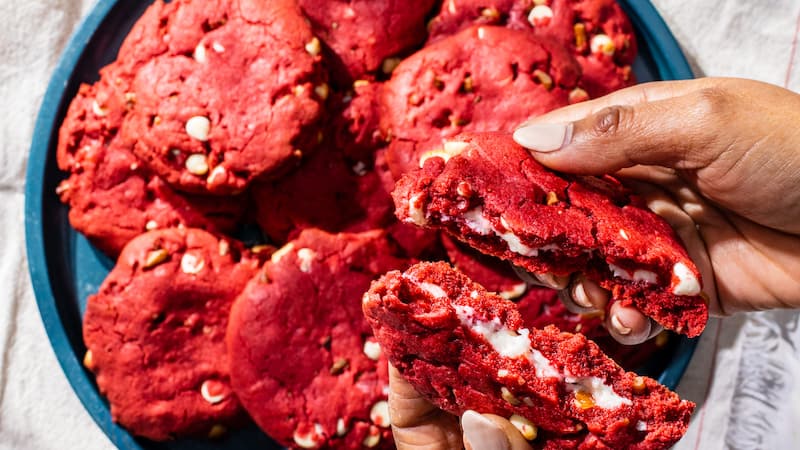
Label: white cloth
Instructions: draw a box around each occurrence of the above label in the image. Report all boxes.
[1,1,798,449]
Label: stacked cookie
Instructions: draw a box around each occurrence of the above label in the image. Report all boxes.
[57,0,688,447]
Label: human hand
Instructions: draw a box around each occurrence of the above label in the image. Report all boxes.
[388,364,532,450]
[512,77,800,344]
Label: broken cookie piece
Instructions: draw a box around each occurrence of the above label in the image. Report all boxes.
[363,261,694,449]
[392,132,708,336]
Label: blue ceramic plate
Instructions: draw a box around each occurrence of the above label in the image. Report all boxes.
[25,1,697,448]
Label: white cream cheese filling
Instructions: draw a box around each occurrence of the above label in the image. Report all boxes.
[671,262,701,296]
[564,376,632,409]
[608,263,658,284]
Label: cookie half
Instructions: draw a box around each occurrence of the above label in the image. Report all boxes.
[363,262,694,449]
[392,132,708,336]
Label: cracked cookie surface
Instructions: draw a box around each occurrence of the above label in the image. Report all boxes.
[226,229,408,449]
[82,228,261,440]
[392,132,708,336]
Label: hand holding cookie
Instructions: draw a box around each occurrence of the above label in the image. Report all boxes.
[515,77,800,343]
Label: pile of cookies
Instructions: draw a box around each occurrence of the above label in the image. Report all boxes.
[56,0,684,447]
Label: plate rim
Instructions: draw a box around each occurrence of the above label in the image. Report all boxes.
[24,0,698,448]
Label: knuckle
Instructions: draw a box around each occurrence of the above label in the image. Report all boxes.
[693,87,730,117]
[589,105,633,139]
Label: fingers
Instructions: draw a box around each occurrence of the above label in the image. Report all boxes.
[513,79,733,175]
[462,411,533,450]
[511,265,570,290]
[389,364,463,450]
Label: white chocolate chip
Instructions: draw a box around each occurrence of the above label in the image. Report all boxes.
[145,220,158,231]
[497,369,509,377]
[200,380,226,404]
[568,87,590,104]
[527,5,553,27]
[590,34,616,56]
[218,240,230,256]
[499,283,528,300]
[672,262,701,296]
[363,427,381,448]
[212,42,225,53]
[381,57,402,74]
[91,100,108,117]
[185,116,211,141]
[447,0,457,14]
[293,424,324,449]
[509,415,538,440]
[362,292,371,305]
[369,401,391,428]
[443,140,470,155]
[353,79,370,89]
[305,37,321,56]
[185,154,209,176]
[636,420,647,431]
[477,27,486,39]
[144,249,169,269]
[456,181,472,197]
[619,229,630,240]
[418,149,453,168]
[271,243,295,264]
[501,387,521,405]
[314,83,330,100]
[296,248,316,273]
[407,193,426,225]
[83,350,94,369]
[193,43,207,63]
[336,418,348,436]
[207,166,227,185]
[363,340,382,361]
[181,253,205,274]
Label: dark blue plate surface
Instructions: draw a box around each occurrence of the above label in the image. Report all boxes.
[25,1,697,448]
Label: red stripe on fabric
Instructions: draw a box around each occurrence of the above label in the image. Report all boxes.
[784,11,800,88]
[691,320,724,450]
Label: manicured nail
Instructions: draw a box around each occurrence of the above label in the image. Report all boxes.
[610,314,632,335]
[535,273,570,290]
[572,282,593,309]
[462,410,509,450]
[513,122,573,152]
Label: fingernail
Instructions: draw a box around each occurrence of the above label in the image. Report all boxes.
[536,273,570,290]
[462,410,509,450]
[610,314,632,335]
[572,282,593,309]
[513,122,573,152]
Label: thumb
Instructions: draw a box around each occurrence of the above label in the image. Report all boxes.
[512,86,727,175]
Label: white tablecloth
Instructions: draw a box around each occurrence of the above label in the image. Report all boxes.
[1,1,799,448]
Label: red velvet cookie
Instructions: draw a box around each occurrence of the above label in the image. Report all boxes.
[380,25,581,178]
[427,0,637,98]
[57,63,244,257]
[118,0,326,194]
[363,262,694,449]
[393,132,708,336]
[252,147,394,245]
[227,229,408,449]
[82,228,261,440]
[297,0,437,81]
